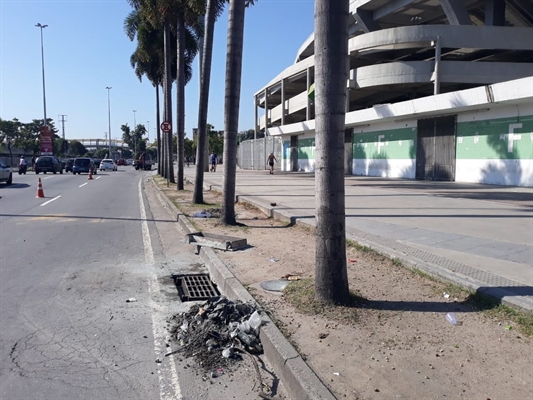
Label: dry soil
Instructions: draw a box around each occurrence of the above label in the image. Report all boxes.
[157,177,533,400]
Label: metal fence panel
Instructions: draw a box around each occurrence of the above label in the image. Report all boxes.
[237,137,282,171]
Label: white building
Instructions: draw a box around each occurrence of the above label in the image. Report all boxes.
[252,0,533,187]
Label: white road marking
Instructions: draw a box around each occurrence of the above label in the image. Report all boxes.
[96,176,101,180]
[138,179,183,400]
[79,183,88,188]
[40,195,61,206]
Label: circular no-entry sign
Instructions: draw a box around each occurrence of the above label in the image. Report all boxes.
[161,121,172,133]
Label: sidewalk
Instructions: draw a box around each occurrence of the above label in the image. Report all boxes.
[183,165,533,312]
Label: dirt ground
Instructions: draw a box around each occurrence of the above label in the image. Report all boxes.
[156,178,533,400]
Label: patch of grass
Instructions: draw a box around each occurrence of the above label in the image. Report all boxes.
[283,278,364,325]
[467,293,533,336]
[346,239,379,255]
[391,258,403,267]
[410,269,533,336]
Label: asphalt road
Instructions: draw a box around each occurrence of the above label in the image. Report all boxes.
[0,168,269,400]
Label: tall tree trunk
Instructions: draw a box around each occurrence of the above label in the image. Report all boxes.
[314,0,350,305]
[156,83,162,175]
[221,0,246,225]
[163,21,174,182]
[176,13,185,190]
[194,0,217,203]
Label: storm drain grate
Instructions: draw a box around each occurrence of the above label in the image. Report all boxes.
[173,274,220,302]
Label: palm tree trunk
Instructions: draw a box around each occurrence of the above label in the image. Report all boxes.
[176,12,185,190]
[194,0,217,203]
[314,0,350,305]
[221,0,246,225]
[163,20,174,182]
[156,83,162,175]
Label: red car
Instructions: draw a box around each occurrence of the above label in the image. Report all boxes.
[116,158,126,166]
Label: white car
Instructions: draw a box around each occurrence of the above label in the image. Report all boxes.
[99,159,117,171]
[0,159,13,185]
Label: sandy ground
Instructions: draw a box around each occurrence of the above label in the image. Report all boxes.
[159,179,533,400]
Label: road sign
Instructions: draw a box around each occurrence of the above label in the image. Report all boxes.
[161,121,172,133]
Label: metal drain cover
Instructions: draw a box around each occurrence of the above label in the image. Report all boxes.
[174,274,220,301]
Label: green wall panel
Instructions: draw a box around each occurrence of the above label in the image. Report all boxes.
[456,116,533,160]
[297,138,315,160]
[352,128,416,160]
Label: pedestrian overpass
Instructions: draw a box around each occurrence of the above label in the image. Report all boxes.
[76,139,130,150]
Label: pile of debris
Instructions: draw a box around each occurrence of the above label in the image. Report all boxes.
[166,296,263,371]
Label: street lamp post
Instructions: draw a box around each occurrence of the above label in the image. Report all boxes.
[147,121,150,143]
[36,23,48,128]
[133,110,137,154]
[106,87,112,158]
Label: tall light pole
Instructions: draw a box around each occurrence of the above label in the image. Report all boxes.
[133,110,137,154]
[36,23,48,128]
[147,121,150,143]
[106,87,112,158]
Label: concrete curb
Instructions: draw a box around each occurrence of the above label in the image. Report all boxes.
[151,179,336,400]
[236,190,533,314]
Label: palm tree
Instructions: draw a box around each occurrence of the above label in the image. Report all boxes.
[220,0,256,225]
[126,11,164,175]
[313,0,350,305]
[125,4,169,177]
[175,6,202,190]
[127,0,201,183]
[193,0,226,204]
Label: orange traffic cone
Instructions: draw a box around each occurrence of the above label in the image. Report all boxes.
[88,169,93,180]
[36,178,45,198]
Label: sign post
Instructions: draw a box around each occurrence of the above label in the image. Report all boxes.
[161,121,172,186]
[161,121,172,133]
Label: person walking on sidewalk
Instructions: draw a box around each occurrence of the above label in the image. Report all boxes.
[267,152,277,174]
[210,152,218,172]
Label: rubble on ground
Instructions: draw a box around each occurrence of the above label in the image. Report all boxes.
[166,296,263,372]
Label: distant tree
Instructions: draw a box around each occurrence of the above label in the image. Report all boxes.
[208,126,224,156]
[69,140,87,156]
[184,137,194,157]
[0,118,22,153]
[237,128,262,143]
[54,138,69,157]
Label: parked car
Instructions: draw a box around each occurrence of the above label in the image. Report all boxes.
[100,159,117,171]
[0,159,13,185]
[35,156,63,174]
[116,158,126,166]
[72,158,97,175]
[65,158,74,173]
[126,159,133,166]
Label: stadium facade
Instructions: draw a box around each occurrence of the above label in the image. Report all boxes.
[252,0,533,187]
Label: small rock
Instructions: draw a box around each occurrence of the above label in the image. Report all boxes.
[155,358,162,364]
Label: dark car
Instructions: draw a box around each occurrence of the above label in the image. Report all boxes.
[72,158,97,175]
[116,158,126,166]
[35,156,63,174]
[65,158,74,173]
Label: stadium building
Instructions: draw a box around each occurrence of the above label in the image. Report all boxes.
[252,0,533,187]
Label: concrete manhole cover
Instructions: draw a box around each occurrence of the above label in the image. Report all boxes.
[260,280,290,292]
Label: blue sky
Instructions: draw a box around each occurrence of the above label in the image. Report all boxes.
[0,0,314,142]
